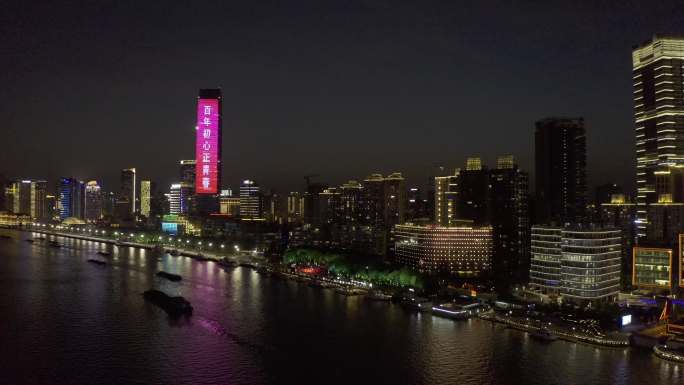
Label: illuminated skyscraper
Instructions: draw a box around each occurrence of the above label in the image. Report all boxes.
[434,171,459,226]
[632,36,684,239]
[120,168,136,214]
[140,180,151,217]
[58,177,85,220]
[84,181,103,222]
[6,180,47,220]
[239,180,262,220]
[535,118,587,225]
[194,89,222,215]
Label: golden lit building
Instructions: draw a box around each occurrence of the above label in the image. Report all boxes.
[394,223,492,276]
[633,247,672,292]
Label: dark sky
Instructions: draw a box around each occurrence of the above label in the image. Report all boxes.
[2,1,683,195]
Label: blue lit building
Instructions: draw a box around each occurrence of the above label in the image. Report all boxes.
[59,177,85,220]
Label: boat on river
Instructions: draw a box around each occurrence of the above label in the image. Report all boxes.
[530,328,558,342]
[87,259,107,266]
[143,290,193,317]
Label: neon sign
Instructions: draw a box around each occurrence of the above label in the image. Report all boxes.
[195,98,219,194]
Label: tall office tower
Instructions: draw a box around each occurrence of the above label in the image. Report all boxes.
[319,187,341,225]
[45,195,56,221]
[434,171,460,226]
[339,180,362,224]
[383,172,406,227]
[30,180,48,220]
[239,180,262,219]
[7,180,47,219]
[458,157,490,225]
[406,187,425,221]
[84,181,103,222]
[489,155,530,285]
[169,184,182,215]
[535,117,587,225]
[140,180,151,217]
[168,183,193,215]
[58,177,85,220]
[102,191,117,218]
[361,174,385,227]
[633,36,684,240]
[287,192,304,223]
[180,160,197,186]
[194,89,222,215]
[120,168,136,214]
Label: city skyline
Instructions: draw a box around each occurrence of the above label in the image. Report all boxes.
[2,2,684,193]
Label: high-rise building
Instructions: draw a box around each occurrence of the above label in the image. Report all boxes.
[120,168,136,215]
[434,172,460,226]
[194,89,222,215]
[633,36,684,240]
[239,180,262,220]
[169,183,193,215]
[180,160,196,186]
[287,192,304,223]
[529,225,621,304]
[458,157,490,225]
[140,180,151,217]
[535,118,587,225]
[84,181,103,222]
[58,177,85,220]
[489,155,530,285]
[395,223,493,276]
[6,180,47,220]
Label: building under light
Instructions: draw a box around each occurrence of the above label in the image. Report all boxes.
[140,180,151,217]
[633,35,684,239]
[529,225,622,304]
[84,180,103,222]
[394,223,493,276]
[632,246,672,292]
[239,180,262,220]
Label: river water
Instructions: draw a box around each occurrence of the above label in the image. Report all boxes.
[0,229,681,385]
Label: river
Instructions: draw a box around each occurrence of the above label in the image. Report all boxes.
[0,229,681,385]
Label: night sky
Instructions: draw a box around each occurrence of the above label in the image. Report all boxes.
[2,1,683,195]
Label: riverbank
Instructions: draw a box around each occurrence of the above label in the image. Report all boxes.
[10,228,657,353]
[479,311,630,347]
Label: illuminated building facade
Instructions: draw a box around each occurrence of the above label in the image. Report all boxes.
[529,226,563,294]
[530,226,622,304]
[120,168,136,215]
[239,180,262,220]
[434,171,459,226]
[219,191,240,216]
[169,183,193,215]
[632,247,672,291]
[5,180,47,220]
[394,224,493,275]
[633,36,684,239]
[194,89,222,214]
[84,181,103,222]
[287,192,304,223]
[140,180,151,217]
[535,118,587,224]
[58,177,85,220]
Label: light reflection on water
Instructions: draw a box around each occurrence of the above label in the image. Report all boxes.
[0,229,681,385]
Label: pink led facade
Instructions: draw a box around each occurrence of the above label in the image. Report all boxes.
[195,98,220,194]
